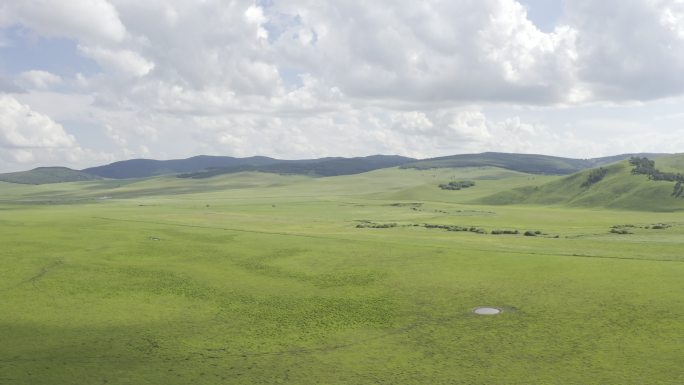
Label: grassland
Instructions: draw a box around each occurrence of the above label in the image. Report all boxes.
[1,167,683,384]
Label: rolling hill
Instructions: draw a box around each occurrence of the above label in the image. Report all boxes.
[0,152,672,184]
[82,155,281,179]
[177,155,415,178]
[402,152,667,175]
[0,167,101,185]
[477,154,684,211]
[83,155,416,179]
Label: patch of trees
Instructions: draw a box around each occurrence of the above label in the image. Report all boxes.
[423,223,486,234]
[356,221,397,229]
[629,157,656,175]
[629,157,684,197]
[491,229,519,235]
[611,223,673,231]
[610,224,634,234]
[647,223,671,230]
[389,202,423,208]
[610,228,632,234]
[439,181,475,190]
[581,167,608,188]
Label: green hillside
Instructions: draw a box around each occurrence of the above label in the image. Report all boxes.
[402,152,588,174]
[478,155,684,211]
[403,152,667,175]
[0,167,101,185]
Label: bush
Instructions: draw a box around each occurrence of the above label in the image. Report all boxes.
[610,228,632,235]
[524,231,537,237]
[423,223,486,234]
[581,167,608,188]
[439,181,476,191]
[356,221,397,229]
[651,223,670,230]
[491,229,519,235]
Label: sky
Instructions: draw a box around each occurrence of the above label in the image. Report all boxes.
[1,0,684,172]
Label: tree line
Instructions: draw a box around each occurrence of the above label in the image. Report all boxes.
[581,167,608,188]
[629,157,684,197]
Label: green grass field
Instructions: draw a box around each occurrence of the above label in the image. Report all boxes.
[1,166,683,384]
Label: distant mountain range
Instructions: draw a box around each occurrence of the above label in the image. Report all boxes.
[176,155,415,179]
[0,152,671,185]
[0,167,101,185]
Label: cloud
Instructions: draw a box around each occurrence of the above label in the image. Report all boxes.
[245,5,269,40]
[0,94,76,149]
[78,46,155,78]
[19,70,62,89]
[0,76,25,93]
[569,0,684,100]
[0,95,110,169]
[1,0,127,43]
[268,0,579,104]
[3,0,684,170]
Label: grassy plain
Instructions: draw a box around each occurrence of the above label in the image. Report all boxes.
[1,167,683,384]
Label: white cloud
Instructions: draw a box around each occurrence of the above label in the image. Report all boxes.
[1,0,126,43]
[245,5,269,40]
[0,95,111,170]
[569,0,684,100]
[19,70,62,89]
[3,0,684,171]
[0,95,76,149]
[78,46,154,78]
[268,0,579,104]
[446,111,492,142]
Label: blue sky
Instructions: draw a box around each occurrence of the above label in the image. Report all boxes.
[520,0,564,31]
[1,0,683,172]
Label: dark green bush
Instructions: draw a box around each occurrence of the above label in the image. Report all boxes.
[439,181,476,191]
[581,167,608,187]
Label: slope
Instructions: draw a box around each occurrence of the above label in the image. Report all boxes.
[178,155,415,178]
[403,152,668,175]
[0,167,101,185]
[478,154,684,211]
[82,155,280,179]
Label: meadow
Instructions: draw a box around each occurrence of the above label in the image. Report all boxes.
[1,167,683,384]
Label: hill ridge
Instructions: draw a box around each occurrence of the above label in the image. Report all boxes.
[0,152,676,184]
[476,154,684,211]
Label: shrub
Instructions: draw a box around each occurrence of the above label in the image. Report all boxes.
[491,230,519,235]
[356,222,397,229]
[581,167,608,188]
[610,228,632,235]
[439,181,476,191]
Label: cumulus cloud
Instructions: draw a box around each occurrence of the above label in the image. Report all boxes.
[0,95,110,170]
[268,0,579,104]
[569,0,684,100]
[1,0,126,43]
[0,95,76,150]
[0,76,24,93]
[19,70,62,89]
[2,0,684,170]
[78,46,154,78]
